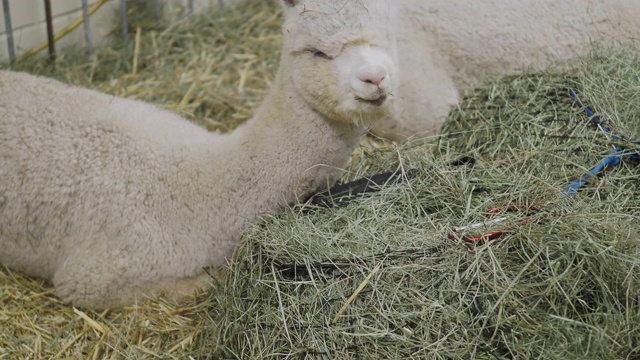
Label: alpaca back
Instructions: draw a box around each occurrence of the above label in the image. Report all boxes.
[0,71,223,279]
[398,0,640,83]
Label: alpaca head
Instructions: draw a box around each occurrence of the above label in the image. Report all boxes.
[280,0,398,126]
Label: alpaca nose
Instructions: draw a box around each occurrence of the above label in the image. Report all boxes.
[359,73,385,87]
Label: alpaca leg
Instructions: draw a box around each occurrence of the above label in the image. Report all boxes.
[148,271,214,304]
[53,253,214,309]
[372,26,461,142]
[52,252,137,309]
[372,69,460,142]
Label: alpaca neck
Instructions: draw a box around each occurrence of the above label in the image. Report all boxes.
[206,71,366,215]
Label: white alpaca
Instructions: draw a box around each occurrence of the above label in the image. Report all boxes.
[374,0,640,141]
[0,0,398,309]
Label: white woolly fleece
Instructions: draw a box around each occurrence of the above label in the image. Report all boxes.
[374,0,640,141]
[0,0,399,309]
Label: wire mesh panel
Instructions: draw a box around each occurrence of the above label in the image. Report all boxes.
[1,0,235,64]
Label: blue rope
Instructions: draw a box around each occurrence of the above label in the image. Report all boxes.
[563,149,622,196]
[568,89,613,134]
[564,89,640,197]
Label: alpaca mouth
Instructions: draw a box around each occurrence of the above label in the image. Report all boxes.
[355,94,388,107]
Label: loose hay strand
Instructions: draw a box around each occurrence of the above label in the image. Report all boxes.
[332,261,382,324]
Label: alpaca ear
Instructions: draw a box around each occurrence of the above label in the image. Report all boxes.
[282,0,302,7]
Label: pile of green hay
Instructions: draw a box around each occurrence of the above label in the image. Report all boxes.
[200,48,640,358]
[2,0,639,358]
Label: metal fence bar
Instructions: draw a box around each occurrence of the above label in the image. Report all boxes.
[80,0,93,57]
[120,0,129,41]
[155,0,161,25]
[43,0,55,61]
[2,0,15,63]
[188,0,194,16]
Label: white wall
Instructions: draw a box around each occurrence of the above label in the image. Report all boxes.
[0,0,235,63]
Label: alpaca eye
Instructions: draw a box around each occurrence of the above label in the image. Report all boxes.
[309,49,331,60]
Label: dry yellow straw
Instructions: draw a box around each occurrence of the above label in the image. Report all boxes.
[73,307,108,334]
[17,0,109,61]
